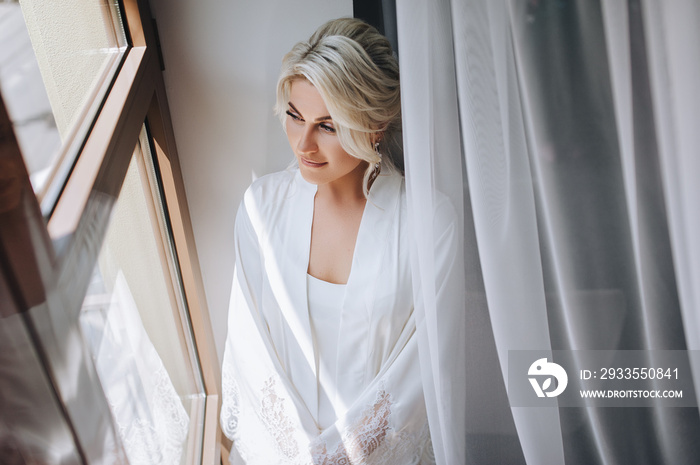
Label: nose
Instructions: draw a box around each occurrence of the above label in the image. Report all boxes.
[296,126,318,155]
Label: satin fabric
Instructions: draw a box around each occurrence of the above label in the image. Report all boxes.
[221,167,441,464]
[306,273,345,430]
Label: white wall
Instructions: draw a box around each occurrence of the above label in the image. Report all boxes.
[147,0,353,364]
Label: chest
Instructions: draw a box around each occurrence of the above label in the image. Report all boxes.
[307,200,366,284]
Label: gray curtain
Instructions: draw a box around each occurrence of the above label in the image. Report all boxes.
[398,0,700,463]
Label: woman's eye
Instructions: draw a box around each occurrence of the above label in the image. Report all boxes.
[286,110,303,122]
[320,123,336,134]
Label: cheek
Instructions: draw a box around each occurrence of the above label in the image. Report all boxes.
[326,138,353,162]
[337,147,361,168]
[341,152,360,168]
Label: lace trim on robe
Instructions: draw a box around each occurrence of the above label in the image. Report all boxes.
[222,374,433,464]
[310,386,432,465]
[261,377,301,459]
[310,387,391,464]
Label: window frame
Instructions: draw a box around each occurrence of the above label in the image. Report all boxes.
[0,0,221,463]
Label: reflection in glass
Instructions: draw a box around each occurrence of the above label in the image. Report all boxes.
[0,313,82,465]
[79,128,205,465]
[0,0,126,204]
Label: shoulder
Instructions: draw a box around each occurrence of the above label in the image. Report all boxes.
[243,169,298,206]
[371,166,406,206]
[236,167,311,239]
[402,178,458,242]
[240,168,307,216]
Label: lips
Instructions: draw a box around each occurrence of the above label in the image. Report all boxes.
[300,157,327,168]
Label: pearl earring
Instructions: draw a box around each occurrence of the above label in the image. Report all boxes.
[373,141,382,173]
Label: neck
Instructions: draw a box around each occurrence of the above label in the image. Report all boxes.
[316,162,368,205]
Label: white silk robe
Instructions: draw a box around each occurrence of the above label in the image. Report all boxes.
[221,167,438,464]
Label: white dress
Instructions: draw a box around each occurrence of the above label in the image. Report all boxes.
[306,273,344,431]
[221,167,436,464]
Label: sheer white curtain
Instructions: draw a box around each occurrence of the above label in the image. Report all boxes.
[399,0,700,463]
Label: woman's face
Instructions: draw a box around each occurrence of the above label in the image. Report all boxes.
[285,79,366,190]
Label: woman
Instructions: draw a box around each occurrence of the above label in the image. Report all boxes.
[221,18,445,464]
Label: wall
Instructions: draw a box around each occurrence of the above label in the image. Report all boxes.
[147,0,353,363]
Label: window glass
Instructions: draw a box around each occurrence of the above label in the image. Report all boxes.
[0,0,126,204]
[0,313,83,464]
[79,127,205,465]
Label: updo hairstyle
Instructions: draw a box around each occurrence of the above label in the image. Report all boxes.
[275,18,403,196]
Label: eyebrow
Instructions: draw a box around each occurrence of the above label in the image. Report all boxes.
[288,102,332,122]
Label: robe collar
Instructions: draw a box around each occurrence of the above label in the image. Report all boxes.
[290,167,403,308]
[271,167,404,431]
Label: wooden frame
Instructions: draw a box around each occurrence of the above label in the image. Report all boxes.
[147,74,222,464]
[0,0,220,462]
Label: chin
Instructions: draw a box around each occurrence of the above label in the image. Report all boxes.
[298,167,323,185]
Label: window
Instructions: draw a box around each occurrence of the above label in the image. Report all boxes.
[0,0,127,208]
[0,1,220,464]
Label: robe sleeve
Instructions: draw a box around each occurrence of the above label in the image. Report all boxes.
[221,189,316,464]
[221,197,262,442]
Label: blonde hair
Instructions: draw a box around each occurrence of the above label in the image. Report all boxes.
[275,18,402,196]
